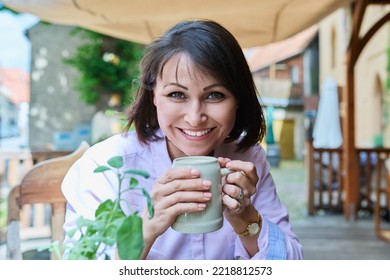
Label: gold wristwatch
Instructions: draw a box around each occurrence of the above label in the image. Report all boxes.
[236,213,261,237]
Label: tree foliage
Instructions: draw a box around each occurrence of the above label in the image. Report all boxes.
[63,28,144,110]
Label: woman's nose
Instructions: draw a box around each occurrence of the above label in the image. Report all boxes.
[183,102,207,126]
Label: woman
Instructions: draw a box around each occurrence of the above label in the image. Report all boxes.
[62,19,303,260]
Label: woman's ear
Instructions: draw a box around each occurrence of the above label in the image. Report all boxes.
[152,91,157,106]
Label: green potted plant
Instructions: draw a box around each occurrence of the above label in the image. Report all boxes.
[45,155,153,260]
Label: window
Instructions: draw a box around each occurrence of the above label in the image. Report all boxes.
[290,66,299,83]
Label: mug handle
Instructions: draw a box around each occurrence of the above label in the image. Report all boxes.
[220,168,233,176]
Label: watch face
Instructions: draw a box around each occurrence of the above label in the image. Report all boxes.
[248,223,260,236]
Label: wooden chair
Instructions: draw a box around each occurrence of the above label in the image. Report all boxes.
[6,141,90,259]
[374,158,390,243]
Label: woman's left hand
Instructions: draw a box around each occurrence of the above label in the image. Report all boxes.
[218,157,259,214]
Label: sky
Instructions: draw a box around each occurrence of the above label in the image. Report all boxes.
[0,2,39,72]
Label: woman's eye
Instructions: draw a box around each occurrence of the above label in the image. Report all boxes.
[168,92,186,99]
[206,92,225,101]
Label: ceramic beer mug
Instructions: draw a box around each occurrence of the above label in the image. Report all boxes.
[171,156,231,234]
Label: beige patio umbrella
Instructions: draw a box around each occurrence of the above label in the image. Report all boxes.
[4,0,351,48]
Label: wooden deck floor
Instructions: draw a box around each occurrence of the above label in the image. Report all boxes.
[271,159,390,260]
[292,214,390,260]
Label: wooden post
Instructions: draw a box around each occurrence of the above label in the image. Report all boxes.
[342,0,369,220]
[306,140,315,215]
[51,202,66,260]
[343,51,360,220]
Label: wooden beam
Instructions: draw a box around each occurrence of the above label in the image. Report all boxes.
[343,0,368,220]
[355,12,390,62]
[350,0,369,44]
[370,0,390,5]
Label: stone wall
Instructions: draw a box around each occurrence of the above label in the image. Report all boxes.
[27,23,95,150]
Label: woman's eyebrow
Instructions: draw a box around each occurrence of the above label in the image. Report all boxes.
[165,82,188,90]
[203,83,223,91]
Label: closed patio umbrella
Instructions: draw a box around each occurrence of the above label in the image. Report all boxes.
[312,76,342,168]
[313,77,343,149]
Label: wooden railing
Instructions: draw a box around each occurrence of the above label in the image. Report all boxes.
[357,148,390,215]
[375,159,390,243]
[307,141,390,219]
[307,143,344,215]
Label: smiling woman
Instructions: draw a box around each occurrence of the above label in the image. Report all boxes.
[61,19,303,260]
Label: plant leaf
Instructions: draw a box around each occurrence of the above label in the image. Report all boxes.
[76,216,97,228]
[108,156,123,168]
[116,214,144,260]
[142,187,154,219]
[67,228,77,238]
[95,199,115,216]
[95,199,126,223]
[124,169,150,178]
[94,166,111,173]
[129,177,138,189]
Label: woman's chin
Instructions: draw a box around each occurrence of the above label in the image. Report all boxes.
[183,150,214,157]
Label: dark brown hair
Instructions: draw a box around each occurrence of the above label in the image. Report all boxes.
[125,19,265,151]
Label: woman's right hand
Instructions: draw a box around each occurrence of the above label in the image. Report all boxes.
[142,167,212,241]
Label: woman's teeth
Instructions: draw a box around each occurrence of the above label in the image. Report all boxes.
[182,129,211,137]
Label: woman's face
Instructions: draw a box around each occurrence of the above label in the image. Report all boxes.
[153,53,238,159]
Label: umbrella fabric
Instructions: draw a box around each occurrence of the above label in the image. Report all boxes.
[313,76,343,149]
[5,0,351,47]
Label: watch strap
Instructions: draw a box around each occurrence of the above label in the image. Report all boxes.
[235,212,261,237]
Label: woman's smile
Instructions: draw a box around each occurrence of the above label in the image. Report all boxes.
[153,53,238,159]
[180,128,213,138]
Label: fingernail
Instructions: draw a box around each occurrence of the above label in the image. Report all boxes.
[198,203,207,209]
[203,192,212,198]
[190,169,200,176]
[202,180,212,187]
